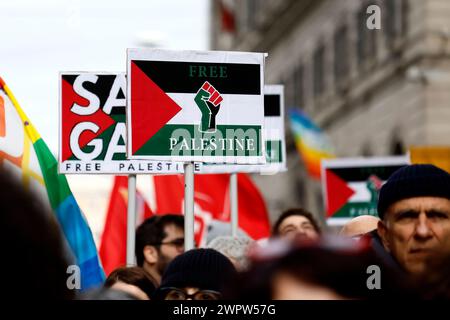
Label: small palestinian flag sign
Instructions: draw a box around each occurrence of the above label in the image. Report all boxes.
[321,157,410,225]
[127,48,266,164]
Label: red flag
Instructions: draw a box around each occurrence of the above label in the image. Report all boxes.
[99,176,153,276]
[153,173,270,240]
[219,0,236,33]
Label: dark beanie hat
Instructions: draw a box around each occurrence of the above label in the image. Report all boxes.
[159,248,237,292]
[377,164,450,219]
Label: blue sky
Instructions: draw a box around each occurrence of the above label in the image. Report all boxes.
[1,0,210,152]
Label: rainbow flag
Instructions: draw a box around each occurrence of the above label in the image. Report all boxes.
[0,77,104,291]
[289,109,335,179]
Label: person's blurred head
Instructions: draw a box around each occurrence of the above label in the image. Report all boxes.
[272,208,321,241]
[81,287,141,300]
[206,219,250,244]
[377,164,450,279]
[207,235,254,271]
[227,235,415,300]
[154,248,237,300]
[135,214,184,284]
[339,215,380,238]
[0,168,73,299]
[104,266,157,300]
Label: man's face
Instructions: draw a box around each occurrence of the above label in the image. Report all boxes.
[277,215,319,241]
[378,197,450,276]
[156,223,184,275]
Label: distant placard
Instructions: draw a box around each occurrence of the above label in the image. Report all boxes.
[59,72,195,174]
[409,146,450,173]
[321,156,410,225]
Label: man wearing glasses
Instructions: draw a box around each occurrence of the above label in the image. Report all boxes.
[154,248,237,300]
[135,215,185,285]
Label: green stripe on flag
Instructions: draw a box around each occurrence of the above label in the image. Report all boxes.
[331,202,379,219]
[33,138,71,209]
[135,124,263,157]
[266,140,283,163]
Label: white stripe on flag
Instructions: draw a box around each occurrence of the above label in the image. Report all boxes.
[347,182,371,202]
[167,93,263,125]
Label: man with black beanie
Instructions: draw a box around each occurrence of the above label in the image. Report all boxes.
[154,248,237,300]
[376,164,450,282]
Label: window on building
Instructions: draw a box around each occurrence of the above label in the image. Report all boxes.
[361,143,373,157]
[357,2,378,65]
[384,0,406,44]
[315,190,324,217]
[357,7,365,64]
[334,25,349,83]
[313,45,325,98]
[401,0,408,38]
[294,65,305,108]
[391,139,404,155]
[283,73,295,108]
[295,178,306,205]
[246,0,262,30]
[283,66,304,109]
[236,2,246,35]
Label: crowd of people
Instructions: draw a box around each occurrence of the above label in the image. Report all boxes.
[2,164,450,300]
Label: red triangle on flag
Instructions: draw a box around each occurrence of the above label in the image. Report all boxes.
[61,78,115,161]
[130,62,182,154]
[325,169,355,217]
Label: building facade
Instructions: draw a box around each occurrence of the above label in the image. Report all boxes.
[210,0,450,226]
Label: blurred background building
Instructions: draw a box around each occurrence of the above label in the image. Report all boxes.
[210,0,450,225]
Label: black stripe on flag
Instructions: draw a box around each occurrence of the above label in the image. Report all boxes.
[62,74,123,111]
[330,165,406,181]
[132,60,261,95]
[264,94,281,116]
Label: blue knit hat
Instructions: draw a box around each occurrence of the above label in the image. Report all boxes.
[377,164,450,219]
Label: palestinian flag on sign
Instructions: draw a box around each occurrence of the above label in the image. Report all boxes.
[127,49,266,164]
[322,157,409,223]
[60,73,123,163]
